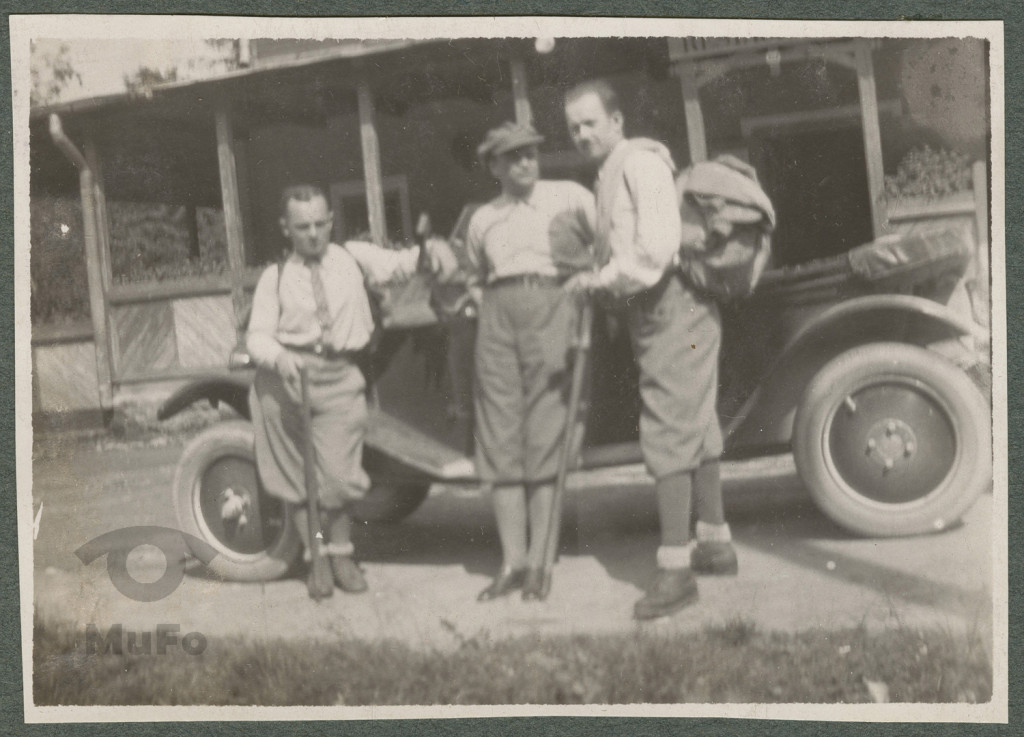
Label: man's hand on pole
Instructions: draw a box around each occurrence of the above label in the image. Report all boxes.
[275,350,306,402]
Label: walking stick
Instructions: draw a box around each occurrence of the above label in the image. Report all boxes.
[538,294,593,600]
[300,366,334,601]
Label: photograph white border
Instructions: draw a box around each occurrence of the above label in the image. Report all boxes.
[11,13,1008,724]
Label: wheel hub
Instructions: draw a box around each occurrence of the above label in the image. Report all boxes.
[219,487,252,528]
[863,417,918,473]
[827,382,957,505]
[200,455,286,554]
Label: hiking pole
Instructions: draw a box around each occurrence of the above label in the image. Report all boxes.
[300,366,334,601]
[538,294,593,600]
[415,212,433,274]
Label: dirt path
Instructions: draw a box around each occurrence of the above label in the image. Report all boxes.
[31,444,994,651]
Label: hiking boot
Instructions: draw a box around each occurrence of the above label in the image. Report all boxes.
[477,568,527,601]
[690,541,739,575]
[330,555,368,593]
[633,568,698,620]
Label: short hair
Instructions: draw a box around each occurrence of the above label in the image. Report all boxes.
[279,184,329,217]
[564,79,621,115]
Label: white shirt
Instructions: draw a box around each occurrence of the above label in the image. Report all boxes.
[594,141,683,295]
[465,180,595,289]
[246,241,420,367]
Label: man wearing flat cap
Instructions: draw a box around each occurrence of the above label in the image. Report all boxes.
[466,121,596,602]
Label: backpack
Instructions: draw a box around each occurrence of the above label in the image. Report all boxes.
[674,155,776,301]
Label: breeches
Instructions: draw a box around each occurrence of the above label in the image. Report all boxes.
[626,274,723,479]
[474,283,584,483]
[249,353,370,509]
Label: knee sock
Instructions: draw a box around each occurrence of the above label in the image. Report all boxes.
[693,459,725,526]
[655,470,693,569]
[491,484,528,570]
[525,482,555,569]
[323,508,354,556]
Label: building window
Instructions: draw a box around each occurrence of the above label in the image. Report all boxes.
[330,175,412,246]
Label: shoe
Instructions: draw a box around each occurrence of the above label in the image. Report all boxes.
[633,568,699,620]
[477,568,527,601]
[690,541,739,575]
[329,555,368,593]
[521,568,550,601]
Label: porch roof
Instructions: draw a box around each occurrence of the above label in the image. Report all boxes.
[30,38,433,121]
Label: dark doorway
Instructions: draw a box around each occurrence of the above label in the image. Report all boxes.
[751,125,874,266]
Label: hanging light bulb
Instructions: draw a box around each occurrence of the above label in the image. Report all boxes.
[535,37,556,54]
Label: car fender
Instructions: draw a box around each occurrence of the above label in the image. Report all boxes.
[156,375,252,422]
[725,294,984,451]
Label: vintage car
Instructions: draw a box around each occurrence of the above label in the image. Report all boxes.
[158,223,991,582]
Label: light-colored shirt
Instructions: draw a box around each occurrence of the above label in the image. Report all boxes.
[594,139,683,296]
[465,180,595,289]
[247,241,420,368]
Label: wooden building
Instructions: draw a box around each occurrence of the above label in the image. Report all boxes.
[28,35,990,422]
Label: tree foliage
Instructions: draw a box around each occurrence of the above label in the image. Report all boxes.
[29,41,81,108]
[124,40,240,97]
[123,66,179,98]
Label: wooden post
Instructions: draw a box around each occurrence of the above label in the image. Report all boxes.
[357,79,387,247]
[854,41,886,238]
[677,65,708,163]
[215,102,247,316]
[78,168,114,406]
[971,160,990,326]
[510,55,532,126]
[83,138,113,292]
[234,135,257,262]
[82,136,116,397]
[971,160,989,251]
[48,114,114,406]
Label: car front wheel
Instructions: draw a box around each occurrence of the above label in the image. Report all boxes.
[173,420,301,581]
[793,342,991,537]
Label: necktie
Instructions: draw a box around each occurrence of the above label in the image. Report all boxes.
[306,259,332,344]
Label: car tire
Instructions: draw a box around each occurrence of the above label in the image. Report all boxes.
[793,342,991,537]
[351,482,430,524]
[173,420,302,581]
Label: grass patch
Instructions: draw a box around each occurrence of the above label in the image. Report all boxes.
[33,400,227,459]
[34,616,991,706]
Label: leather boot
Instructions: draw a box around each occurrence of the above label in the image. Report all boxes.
[634,568,698,620]
[329,555,368,593]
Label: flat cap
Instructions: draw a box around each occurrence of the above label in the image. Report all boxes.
[476,121,544,164]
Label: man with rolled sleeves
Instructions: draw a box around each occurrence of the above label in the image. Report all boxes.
[563,80,738,620]
[466,121,595,602]
[247,184,443,595]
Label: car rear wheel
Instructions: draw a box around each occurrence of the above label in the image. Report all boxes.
[351,483,430,524]
[793,342,991,537]
[173,420,301,581]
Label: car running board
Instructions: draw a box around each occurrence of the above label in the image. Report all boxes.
[364,413,650,483]
[365,410,476,481]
